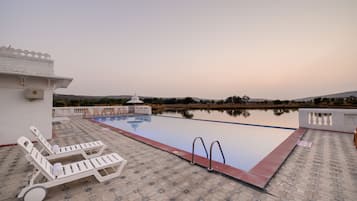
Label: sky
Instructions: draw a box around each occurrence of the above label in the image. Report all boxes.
[1,0,356,100]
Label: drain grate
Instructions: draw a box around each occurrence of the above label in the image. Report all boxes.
[297,140,312,148]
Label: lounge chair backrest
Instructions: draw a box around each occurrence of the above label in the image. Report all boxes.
[17,136,55,180]
[30,126,54,154]
[17,136,34,153]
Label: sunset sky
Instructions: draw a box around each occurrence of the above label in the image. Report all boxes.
[1,0,356,99]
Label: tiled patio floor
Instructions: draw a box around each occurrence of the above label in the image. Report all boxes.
[0,117,356,201]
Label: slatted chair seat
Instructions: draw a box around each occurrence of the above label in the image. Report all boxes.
[57,153,123,179]
[59,144,82,153]
[30,126,106,160]
[57,160,94,178]
[90,153,124,169]
[79,141,104,150]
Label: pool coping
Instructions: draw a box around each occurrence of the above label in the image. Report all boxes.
[90,118,306,189]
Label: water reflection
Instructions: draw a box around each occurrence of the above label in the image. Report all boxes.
[273,108,291,116]
[126,115,151,131]
[155,109,298,128]
[96,115,152,131]
[226,109,250,118]
[155,109,296,118]
[95,109,298,128]
[180,110,194,119]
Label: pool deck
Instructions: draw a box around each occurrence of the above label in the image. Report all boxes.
[0,117,356,201]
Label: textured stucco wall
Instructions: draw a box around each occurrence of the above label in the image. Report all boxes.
[0,53,54,145]
[0,82,53,145]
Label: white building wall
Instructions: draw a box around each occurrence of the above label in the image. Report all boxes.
[0,87,53,145]
[0,46,71,145]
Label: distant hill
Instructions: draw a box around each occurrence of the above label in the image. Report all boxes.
[295,91,357,102]
[54,94,131,100]
[54,94,205,102]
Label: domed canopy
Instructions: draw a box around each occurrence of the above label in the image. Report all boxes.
[127,95,144,104]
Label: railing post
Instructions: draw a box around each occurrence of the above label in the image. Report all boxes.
[299,108,357,133]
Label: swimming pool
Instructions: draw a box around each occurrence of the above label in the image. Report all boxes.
[94,115,293,171]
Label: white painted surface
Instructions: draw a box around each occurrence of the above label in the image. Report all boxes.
[0,46,53,76]
[127,95,143,104]
[0,87,53,144]
[53,105,152,117]
[299,108,357,133]
[52,117,70,124]
[134,105,152,115]
[0,46,72,145]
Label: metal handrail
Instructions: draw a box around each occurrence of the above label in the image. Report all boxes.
[191,137,209,164]
[208,140,226,171]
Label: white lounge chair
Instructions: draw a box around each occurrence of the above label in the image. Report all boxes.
[30,126,106,160]
[17,136,127,201]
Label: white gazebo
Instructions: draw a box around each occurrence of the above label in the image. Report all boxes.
[126,94,144,104]
[0,46,72,145]
[126,95,144,114]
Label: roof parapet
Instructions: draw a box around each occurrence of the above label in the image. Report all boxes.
[0,45,52,62]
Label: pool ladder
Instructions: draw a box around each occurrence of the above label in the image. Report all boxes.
[191,137,226,171]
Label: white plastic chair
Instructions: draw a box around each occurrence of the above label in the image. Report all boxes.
[30,126,106,160]
[17,136,127,201]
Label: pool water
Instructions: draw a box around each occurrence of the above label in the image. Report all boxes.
[95,115,294,171]
[158,109,298,128]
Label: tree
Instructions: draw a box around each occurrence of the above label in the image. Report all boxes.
[333,98,344,105]
[313,97,322,105]
[273,100,282,105]
[322,98,330,103]
[182,97,196,104]
[69,99,80,106]
[346,96,357,104]
[282,100,290,104]
[216,100,224,104]
[242,95,250,103]
[53,100,66,107]
[164,98,177,104]
[225,96,242,104]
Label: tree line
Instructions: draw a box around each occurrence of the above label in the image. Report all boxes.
[53,94,357,107]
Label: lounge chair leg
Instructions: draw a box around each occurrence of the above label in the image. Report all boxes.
[94,160,127,182]
[96,145,106,156]
[29,170,41,185]
[82,145,106,159]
